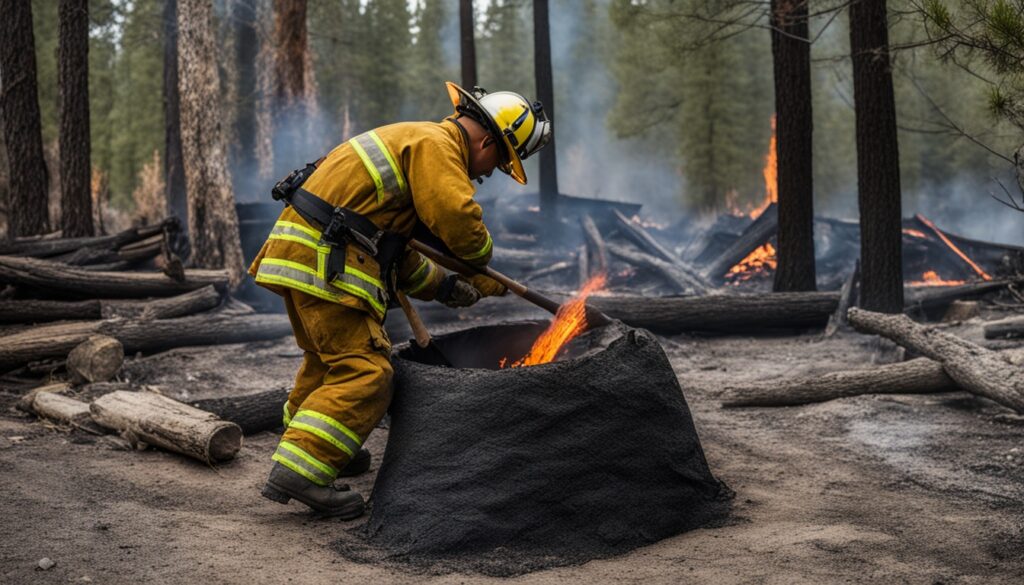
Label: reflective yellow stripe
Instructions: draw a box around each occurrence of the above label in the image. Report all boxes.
[462,233,493,261]
[276,220,321,239]
[349,139,386,205]
[346,265,384,290]
[282,402,293,426]
[272,441,336,486]
[403,258,435,295]
[295,409,363,444]
[368,130,407,195]
[257,258,386,315]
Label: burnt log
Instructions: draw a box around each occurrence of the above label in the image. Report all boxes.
[0,286,221,324]
[0,298,102,323]
[905,278,1017,309]
[90,390,242,463]
[587,291,838,333]
[0,218,177,258]
[701,204,778,282]
[0,255,228,298]
[67,335,124,383]
[579,214,608,276]
[101,285,222,320]
[984,316,1024,339]
[611,209,714,292]
[848,307,1024,412]
[191,387,289,435]
[606,242,710,295]
[0,313,292,372]
[722,347,1024,407]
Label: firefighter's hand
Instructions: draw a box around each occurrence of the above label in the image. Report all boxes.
[468,273,507,297]
[436,275,482,308]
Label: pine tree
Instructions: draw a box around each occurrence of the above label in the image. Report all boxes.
[58,0,93,237]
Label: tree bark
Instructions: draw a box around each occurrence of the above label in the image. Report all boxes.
[0,312,291,372]
[0,298,101,323]
[163,0,188,230]
[191,387,289,435]
[587,291,839,333]
[533,0,558,221]
[90,390,243,463]
[770,0,815,292]
[58,0,93,238]
[0,255,228,298]
[0,0,50,237]
[21,384,105,434]
[177,0,245,284]
[0,217,177,257]
[847,307,1024,412]
[850,0,903,312]
[460,0,478,89]
[579,214,607,276]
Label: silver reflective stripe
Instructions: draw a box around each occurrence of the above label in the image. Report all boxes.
[270,224,320,246]
[272,443,334,486]
[257,261,386,311]
[290,412,362,457]
[353,133,405,205]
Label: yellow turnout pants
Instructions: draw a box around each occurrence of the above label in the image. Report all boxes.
[271,289,393,486]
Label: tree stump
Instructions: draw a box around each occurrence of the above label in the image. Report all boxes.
[67,335,124,383]
[344,322,731,575]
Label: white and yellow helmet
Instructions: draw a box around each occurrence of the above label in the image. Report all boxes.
[446,81,552,185]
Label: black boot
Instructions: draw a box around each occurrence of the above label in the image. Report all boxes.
[261,463,365,519]
[338,448,372,477]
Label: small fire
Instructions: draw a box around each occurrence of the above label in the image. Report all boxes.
[630,214,667,230]
[907,270,966,287]
[749,114,778,220]
[916,214,992,281]
[902,228,928,239]
[504,273,607,368]
[725,242,777,284]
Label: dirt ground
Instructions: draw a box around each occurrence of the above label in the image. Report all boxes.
[2,301,1023,584]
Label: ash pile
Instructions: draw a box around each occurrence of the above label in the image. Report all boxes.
[339,321,731,575]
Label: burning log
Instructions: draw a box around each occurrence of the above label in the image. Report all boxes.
[579,214,608,276]
[824,260,860,338]
[191,387,290,435]
[0,255,228,298]
[587,291,839,333]
[67,335,124,383]
[606,242,710,295]
[0,313,292,372]
[848,308,1024,412]
[90,390,243,463]
[611,209,714,292]
[0,218,178,258]
[700,204,778,282]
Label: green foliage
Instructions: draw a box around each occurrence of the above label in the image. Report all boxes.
[477,0,534,98]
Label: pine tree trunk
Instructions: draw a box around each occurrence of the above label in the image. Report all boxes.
[233,0,259,199]
[460,0,478,89]
[533,0,559,221]
[0,0,50,238]
[58,0,93,238]
[176,0,245,285]
[850,0,903,313]
[271,0,309,179]
[770,0,815,292]
[164,0,188,230]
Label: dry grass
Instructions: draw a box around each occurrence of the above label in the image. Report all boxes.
[131,150,166,227]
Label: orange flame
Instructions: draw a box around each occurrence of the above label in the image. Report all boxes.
[915,214,991,281]
[505,273,607,367]
[749,114,778,220]
[725,242,777,284]
[902,228,928,239]
[907,270,966,287]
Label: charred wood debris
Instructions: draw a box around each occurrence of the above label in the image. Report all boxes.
[4,195,1024,464]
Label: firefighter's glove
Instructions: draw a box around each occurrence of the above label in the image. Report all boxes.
[436,274,482,308]
[468,273,508,297]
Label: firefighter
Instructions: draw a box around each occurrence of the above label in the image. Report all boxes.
[254,83,552,517]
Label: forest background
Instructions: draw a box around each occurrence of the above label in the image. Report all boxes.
[2,0,1020,245]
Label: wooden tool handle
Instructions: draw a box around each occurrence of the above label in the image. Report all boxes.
[395,291,431,348]
[408,239,561,316]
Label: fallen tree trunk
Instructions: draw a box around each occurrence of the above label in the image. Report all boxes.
[0,255,228,298]
[722,347,1024,407]
[607,242,710,295]
[848,307,1024,412]
[90,390,242,463]
[984,316,1024,339]
[0,313,292,372]
[0,286,222,324]
[588,291,838,333]
[0,218,178,258]
[580,214,608,276]
[18,383,106,434]
[905,278,1017,309]
[701,205,778,282]
[611,209,713,291]
[0,298,102,323]
[101,285,222,320]
[191,387,289,435]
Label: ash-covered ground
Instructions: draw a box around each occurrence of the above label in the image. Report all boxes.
[1,298,1023,584]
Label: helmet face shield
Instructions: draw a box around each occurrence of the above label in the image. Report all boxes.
[445,81,552,185]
